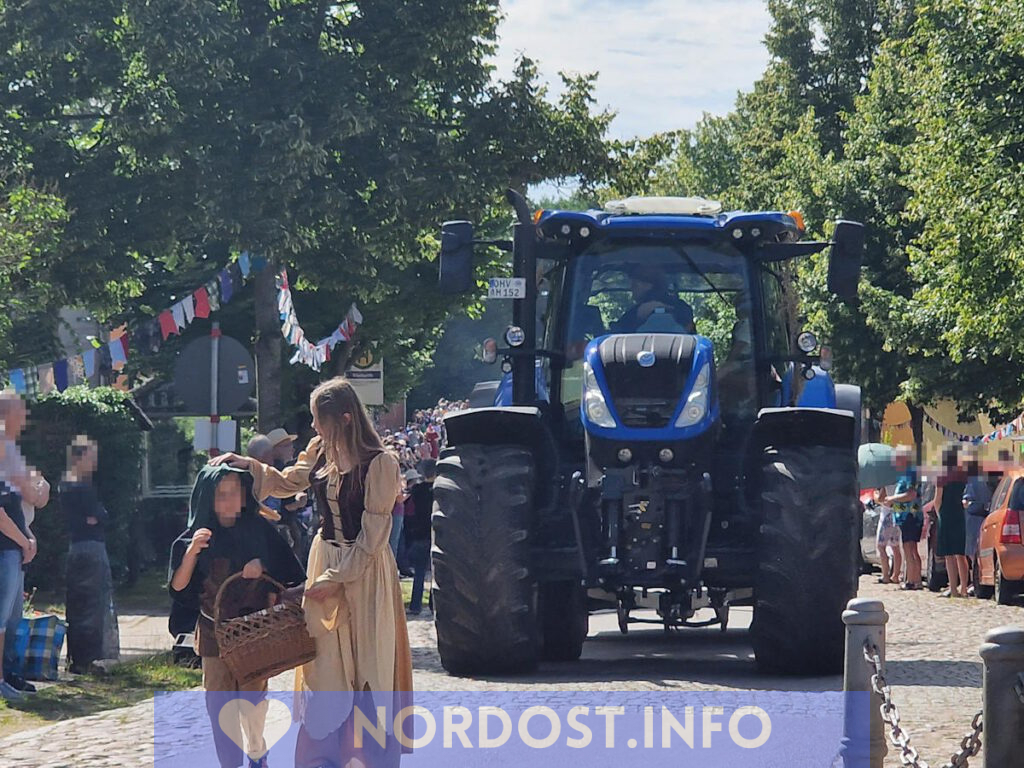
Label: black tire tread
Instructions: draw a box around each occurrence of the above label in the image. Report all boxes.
[539,581,588,662]
[431,444,539,675]
[995,556,1022,606]
[752,445,859,675]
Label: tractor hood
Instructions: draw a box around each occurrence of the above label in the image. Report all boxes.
[581,333,719,441]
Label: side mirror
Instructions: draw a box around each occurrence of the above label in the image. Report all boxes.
[439,220,475,294]
[828,220,864,300]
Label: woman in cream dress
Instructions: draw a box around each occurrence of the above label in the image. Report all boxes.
[214,377,413,768]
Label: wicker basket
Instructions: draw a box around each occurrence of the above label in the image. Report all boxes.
[213,573,316,686]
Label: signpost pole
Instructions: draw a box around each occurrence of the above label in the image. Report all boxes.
[210,322,221,457]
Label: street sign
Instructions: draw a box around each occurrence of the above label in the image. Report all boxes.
[345,354,384,406]
[193,419,237,453]
[173,335,255,415]
[487,277,526,299]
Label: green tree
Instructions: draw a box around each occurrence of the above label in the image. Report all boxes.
[0,2,615,422]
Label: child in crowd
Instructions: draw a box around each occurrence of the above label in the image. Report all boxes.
[872,486,903,584]
[170,464,305,768]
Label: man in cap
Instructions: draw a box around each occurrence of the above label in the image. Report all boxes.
[613,264,696,334]
[265,428,311,560]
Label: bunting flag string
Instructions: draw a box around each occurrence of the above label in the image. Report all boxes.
[923,411,1024,445]
[276,269,363,373]
[0,250,269,400]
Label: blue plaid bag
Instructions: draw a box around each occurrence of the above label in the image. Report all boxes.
[12,613,67,681]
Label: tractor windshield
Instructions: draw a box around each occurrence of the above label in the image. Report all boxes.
[561,239,751,364]
[557,238,758,424]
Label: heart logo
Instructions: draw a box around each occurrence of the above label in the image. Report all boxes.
[218,697,292,759]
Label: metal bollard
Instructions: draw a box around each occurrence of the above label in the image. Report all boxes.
[979,625,1024,768]
[841,598,888,768]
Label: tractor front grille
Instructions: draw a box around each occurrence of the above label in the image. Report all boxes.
[614,398,677,428]
[598,334,695,429]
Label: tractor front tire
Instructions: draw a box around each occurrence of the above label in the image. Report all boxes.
[431,444,539,675]
[539,581,589,662]
[752,445,859,675]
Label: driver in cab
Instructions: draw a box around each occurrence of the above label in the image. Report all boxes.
[612,265,696,334]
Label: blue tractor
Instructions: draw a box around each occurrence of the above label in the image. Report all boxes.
[432,191,864,675]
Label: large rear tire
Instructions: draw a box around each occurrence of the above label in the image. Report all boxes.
[539,581,588,662]
[752,445,859,675]
[431,444,539,675]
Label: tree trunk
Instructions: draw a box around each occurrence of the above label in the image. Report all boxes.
[254,264,283,432]
[908,403,925,465]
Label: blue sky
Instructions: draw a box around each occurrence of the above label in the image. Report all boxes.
[492,0,773,141]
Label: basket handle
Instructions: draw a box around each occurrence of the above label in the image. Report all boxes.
[213,572,285,626]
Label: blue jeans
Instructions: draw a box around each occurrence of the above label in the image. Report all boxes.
[406,539,430,613]
[0,549,23,676]
[388,514,404,561]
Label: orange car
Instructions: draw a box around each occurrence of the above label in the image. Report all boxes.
[977,468,1024,604]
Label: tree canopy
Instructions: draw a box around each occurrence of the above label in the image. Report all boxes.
[0,1,615,418]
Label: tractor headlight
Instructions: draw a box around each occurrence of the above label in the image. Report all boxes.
[675,362,711,428]
[583,362,616,429]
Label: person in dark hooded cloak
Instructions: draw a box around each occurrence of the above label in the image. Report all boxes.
[170,464,305,768]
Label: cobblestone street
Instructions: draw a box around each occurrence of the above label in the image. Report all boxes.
[0,574,1019,767]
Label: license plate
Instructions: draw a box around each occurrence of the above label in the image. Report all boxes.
[488,277,526,299]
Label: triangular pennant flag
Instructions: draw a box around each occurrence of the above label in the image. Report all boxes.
[109,338,127,369]
[239,251,252,278]
[206,279,221,312]
[23,367,39,399]
[38,363,55,395]
[159,310,177,340]
[194,287,211,319]
[97,344,113,379]
[8,369,25,395]
[183,294,195,324]
[172,301,186,330]
[53,359,69,392]
[349,304,363,325]
[219,269,234,304]
[69,355,85,384]
[83,349,97,379]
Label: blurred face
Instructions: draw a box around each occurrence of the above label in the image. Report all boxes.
[272,440,295,465]
[631,277,655,301]
[214,473,244,527]
[3,401,27,439]
[892,449,912,469]
[75,446,98,477]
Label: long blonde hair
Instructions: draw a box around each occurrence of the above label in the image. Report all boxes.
[310,377,385,478]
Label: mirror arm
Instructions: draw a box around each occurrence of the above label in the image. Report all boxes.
[506,188,533,226]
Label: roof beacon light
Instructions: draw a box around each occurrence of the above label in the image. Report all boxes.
[603,196,723,216]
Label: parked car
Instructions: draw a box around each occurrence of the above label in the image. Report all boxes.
[860,491,881,571]
[976,468,1024,604]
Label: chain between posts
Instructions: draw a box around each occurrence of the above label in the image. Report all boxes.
[863,641,983,768]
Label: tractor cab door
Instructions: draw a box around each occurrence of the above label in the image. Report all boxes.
[756,265,796,408]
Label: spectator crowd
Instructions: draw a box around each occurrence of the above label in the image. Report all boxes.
[869,443,1020,600]
[379,399,467,616]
